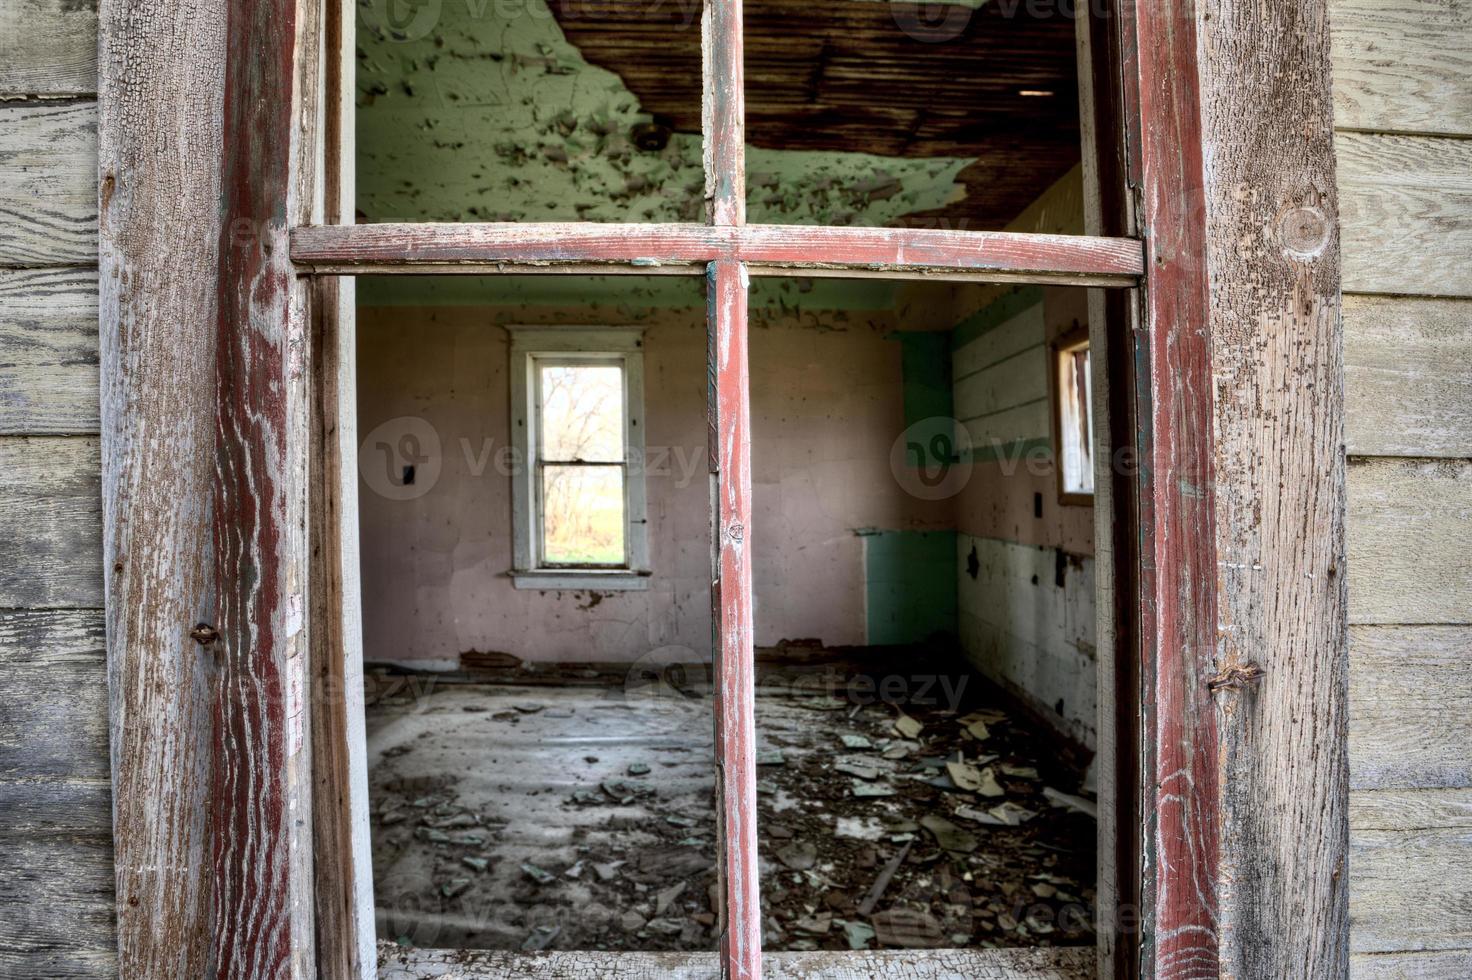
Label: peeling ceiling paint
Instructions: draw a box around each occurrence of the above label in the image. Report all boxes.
[356,0,977,228]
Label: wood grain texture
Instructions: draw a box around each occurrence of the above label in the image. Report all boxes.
[1349,788,1472,954]
[0,609,108,782]
[1127,0,1225,973]
[0,782,115,980]
[1195,0,1350,976]
[1348,457,1471,625]
[1330,0,1472,137]
[209,0,322,970]
[98,0,225,972]
[1345,295,1472,458]
[0,0,98,97]
[377,944,1096,979]
[0,100,96,266]
[707,258,759,980]
[1338,132,1472,297]
[0,267,100,434]
[0,618,113,980]
[1350,625,1472,791]
[1351,949,1472,979]
[701,0,744,225]
[0,435,101,608]
[290,222,1145,284]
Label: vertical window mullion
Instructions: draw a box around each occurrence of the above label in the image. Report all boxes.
[703,0,757,971]
[702,0,745,227]
[708,257,759,978]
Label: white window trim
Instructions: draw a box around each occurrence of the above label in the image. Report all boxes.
[508,326,649,590]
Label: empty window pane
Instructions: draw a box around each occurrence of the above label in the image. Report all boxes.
[1058,345,1093,497]
[541,464,624,565]
[540,363,625,462]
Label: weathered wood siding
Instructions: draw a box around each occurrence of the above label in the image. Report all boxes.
[0,0,1466,975]
[0,2,111,975]
[1332,0,1472,975]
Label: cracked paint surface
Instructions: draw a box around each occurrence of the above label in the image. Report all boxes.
[357,0,975,226]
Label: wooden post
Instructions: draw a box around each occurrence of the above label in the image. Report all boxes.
[708,258,760,980]
[1196,1,1348,977]
[702,0,745,226]
[1127,0,1222,976]
[99,0,229,971]
[101,0,323,973]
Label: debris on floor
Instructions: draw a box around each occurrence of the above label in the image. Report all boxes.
[366,654,1096,954]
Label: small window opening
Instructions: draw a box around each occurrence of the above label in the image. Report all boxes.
[1054,331,1094,501]
[509,326,649,590]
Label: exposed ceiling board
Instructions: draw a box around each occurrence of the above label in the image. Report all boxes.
[359,0,1080,232]
[555,0,1082,228]
[357,0,977,227]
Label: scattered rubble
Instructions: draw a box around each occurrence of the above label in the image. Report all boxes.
[367,669,1096,954]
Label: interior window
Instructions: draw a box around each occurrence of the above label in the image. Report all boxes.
[536,359,628,566]
[1056,335,1094,499]
[508,327,648,588]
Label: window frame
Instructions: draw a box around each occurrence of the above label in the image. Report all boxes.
[1051,325,1095,505]
[95,0,1350,974]
[507,326,650,590]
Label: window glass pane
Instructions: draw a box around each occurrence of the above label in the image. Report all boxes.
[743,278,1098,953]
[539,363,625,462]
[541,464,625,565]
[742,1,1079,230]
[356,0,702,223]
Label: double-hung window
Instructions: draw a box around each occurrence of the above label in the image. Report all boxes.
[509,328,648,589]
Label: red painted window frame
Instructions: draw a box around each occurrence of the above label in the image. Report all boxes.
[275,1,1221,978]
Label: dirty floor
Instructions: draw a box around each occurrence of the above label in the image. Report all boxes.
[367,666,1096,954]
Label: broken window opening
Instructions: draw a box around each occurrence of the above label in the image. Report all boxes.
[1053,328,1093,502]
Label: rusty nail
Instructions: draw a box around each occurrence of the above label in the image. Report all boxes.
[1207,662,1265,692]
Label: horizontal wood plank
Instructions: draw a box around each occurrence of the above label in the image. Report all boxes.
[0,436,102,608]
[290,223,1145,285]
[0,100,97,267]
[1339,132,1472,298]
[1350,788,1472,954]
[0,833,115,979]
[1330,0,1472,137]
[0,781,115,979]
[1348,457,1471,625]
[1350,625,1472,790]
[1345,295,1472,458]
[1352,949,1472,979]
[0,267,100,435]
[0,0,99,97]
[378,945,1095,979]
[0,609,108,782]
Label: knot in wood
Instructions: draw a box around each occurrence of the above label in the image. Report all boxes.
[1207,661,1265,693]
[189,623,220,646]
[726,522,745,544]
[1278,205,1329,260]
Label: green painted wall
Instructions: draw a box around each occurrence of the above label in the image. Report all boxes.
[357,0,976,226]
[859,528,958,645]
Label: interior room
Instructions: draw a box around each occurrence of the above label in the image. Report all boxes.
[355,0,1102,957]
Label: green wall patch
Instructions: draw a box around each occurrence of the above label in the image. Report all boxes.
[891,330,954,429]
[859,528,958,645]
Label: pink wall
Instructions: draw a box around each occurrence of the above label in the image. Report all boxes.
[355,303,951,666]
